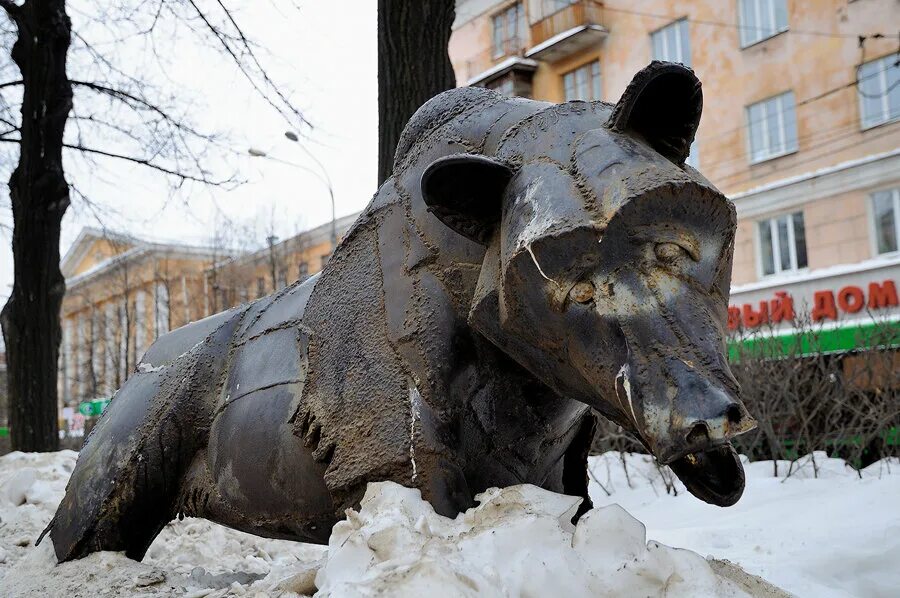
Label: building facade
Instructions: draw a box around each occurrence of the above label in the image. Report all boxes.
[60,228,222,413]
[205,214,357,314]
[450,0,899,350]
[58,214,358,422]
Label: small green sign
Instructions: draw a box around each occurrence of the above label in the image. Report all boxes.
[78,398,111,417]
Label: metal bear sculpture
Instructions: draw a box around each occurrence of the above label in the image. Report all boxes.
[45,62,756,562]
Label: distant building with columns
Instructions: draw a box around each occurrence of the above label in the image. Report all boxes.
[58,214,358,414]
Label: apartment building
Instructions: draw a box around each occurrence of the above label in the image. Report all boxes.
[450,0,899,351]
[57,214,357,420]
[204,213,357,313]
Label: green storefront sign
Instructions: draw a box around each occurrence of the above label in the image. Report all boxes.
[728,320,900,361]
[78,398,111,417]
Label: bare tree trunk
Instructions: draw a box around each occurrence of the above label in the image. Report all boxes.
[1,0,72,451]
[377,0,456,186]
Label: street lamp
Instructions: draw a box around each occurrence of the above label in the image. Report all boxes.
[246,143,337,250]
[282,131,337,251]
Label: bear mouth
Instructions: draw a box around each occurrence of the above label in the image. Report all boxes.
[666,443,745,507]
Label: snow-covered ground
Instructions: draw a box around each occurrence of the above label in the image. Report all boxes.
[588,452,900,598]
[0,449,896,597]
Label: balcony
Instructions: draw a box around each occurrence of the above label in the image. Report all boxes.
[526,1,608,62]
[461,38,537,88]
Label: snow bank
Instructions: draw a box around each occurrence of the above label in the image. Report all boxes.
[588,451,900,598]
[315,482,755,597]
[0,451,325,597]
[3,448,893,596]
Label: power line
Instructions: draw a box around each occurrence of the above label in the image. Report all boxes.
[691,55,899,173]
[700,120,868,174]
[698,58,898,147]
[856,34,900,99]
[696,41,897,174]
[714,127,898,191]
[601,5,887,41]
[600,16,899,155]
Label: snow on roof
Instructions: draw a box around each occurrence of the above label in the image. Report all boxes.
[729,148,900,202]
[59,227,139,278]
[731,252,900,295]
[524,24,608,59]
[465,56,539,87]
[213,212,359,270]
[62,227,235,288]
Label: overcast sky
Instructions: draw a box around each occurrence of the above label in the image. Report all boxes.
[0,0,378,300]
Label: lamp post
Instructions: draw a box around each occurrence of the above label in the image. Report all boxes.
[247,141,337,250]
[283,131,337,250]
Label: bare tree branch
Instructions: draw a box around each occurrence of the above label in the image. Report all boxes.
[1,0,310,450]
[185,0,310,130]
[70,79,210,138]
[62,142,236,186]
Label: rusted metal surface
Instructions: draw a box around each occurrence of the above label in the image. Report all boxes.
[45,62,755,563]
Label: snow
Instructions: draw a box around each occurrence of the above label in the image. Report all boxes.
[524,24,608,59]
[464,56,539,87]
[728,148,900,203]
[729,251,900,295]
[588,452,900,598]
[316,482,762,597]
[0,449,896,597]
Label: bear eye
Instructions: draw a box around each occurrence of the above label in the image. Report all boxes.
[569,281,595,304]
[654,242,689,263]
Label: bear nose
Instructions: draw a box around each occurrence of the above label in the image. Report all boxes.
[683,401,754,446]
[652,364,757,464]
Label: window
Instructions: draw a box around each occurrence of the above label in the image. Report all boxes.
[872,188,900,254]
[746,91,797,163]
[217,287,229,311]
[154,282,169,337]
[76,315,85,398]
[758,212,807,276]
[492,3,524,58]
[858,55,900,129]
[738,0,788,47]
[487,76,515,97]
[62,321,72,402]
[104,303,114,393]
[134,290,146,356]
[256,277,265,298]
[118,300,127,383]
[298,262,309,280]
[651,20,698,166]
[563,60,601,102]
[651,19,691,67]
[320,253,331,269]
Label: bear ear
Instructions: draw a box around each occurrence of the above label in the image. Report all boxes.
[608,61,702,166]
[421,154,514,245]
